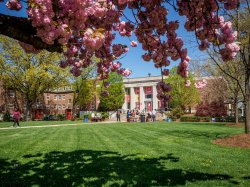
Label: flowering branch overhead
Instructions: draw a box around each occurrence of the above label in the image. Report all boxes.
[0,0,240,99]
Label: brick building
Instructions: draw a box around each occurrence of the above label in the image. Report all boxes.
[0,81,99,120]
[0,81,76,120]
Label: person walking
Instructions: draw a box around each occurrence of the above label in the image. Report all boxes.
[116,110,121,122]
[12,108,21,128]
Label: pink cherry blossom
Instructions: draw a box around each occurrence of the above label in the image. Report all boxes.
[130,41,137,47]
[1,0,240,99]
[6,0,22,10]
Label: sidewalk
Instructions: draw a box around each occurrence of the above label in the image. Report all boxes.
[0,121,127,130]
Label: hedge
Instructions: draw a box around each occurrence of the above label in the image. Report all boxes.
[180,116,210,122]
[180,116,245,122]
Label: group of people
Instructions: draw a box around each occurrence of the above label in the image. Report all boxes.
[146,110,157,122]
[118,109,157,122]
[91,112,102,122]
[126,110,140,122]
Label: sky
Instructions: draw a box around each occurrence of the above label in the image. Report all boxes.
[0,1,208,78]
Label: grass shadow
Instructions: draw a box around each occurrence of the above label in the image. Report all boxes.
[0,150,234,186]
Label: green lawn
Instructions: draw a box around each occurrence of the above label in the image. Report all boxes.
[0,122,249,186]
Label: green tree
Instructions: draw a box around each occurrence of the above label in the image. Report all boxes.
[98,72,125,111]
[74,78,96,111]
[167,67,200,117]
[71,61,98,117]
[0,35,69,120]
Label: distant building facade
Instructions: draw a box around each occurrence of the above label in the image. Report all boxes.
[0,75,244,119]
[122,76,167,112]
[0,82,76,120]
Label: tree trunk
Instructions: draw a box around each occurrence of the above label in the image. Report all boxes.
[234,96,239,124]
[235,104,239,124]
[245,73,250,134]
[25,102,33,121]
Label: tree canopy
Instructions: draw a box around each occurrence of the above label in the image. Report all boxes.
[98,72,125,111]
[166,67,199,116]
[0,35,69,119]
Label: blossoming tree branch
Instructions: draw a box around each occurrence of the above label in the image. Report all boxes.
[0,0,240,101]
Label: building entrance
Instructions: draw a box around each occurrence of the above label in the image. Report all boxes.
[145,101,152,112]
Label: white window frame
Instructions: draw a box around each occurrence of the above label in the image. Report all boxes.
[7,103,14,109]
[8,91,15,98]
[62,104,66,109]
[68,99,72,104]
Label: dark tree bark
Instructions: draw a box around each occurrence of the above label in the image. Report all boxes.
[0,13,63,53]
[245,73,250,134]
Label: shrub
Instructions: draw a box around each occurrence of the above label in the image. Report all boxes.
[43,115,49,121]
[171,116,177,121]
[172,107,184,119]
[180,116,210,122]
[200,116,210,122]
[196,101,227,117]
[57,114,66,121]
[3,111,11,122]
[180,116,200,122]
[101,112,109,119]
[47,115,57,121]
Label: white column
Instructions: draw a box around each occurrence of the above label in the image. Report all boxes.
[130,87,135,109]
[152,85,158,110]
[122,88,127,111]
[140,86,145,112]
[122,98,127,111]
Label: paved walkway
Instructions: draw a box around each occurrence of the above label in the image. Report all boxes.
[0,121,127,130]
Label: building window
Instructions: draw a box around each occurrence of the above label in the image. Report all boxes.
[68,99,72,104]
[127,102,131,110]
[58,104,61,109]
[134,87,140,94]
[58,95,62,100]
[54,95,57,100]
[7,103,14,109]
[46,95,50,100]
[135,102,140,110]
[54,104,58,109]
[8,91,15,98]
[145,94,152,99]
[62,95,65,100]
[144,86,152,94]
[62,104,66,109]
[46,105,50,109]
[125,88,130,95]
